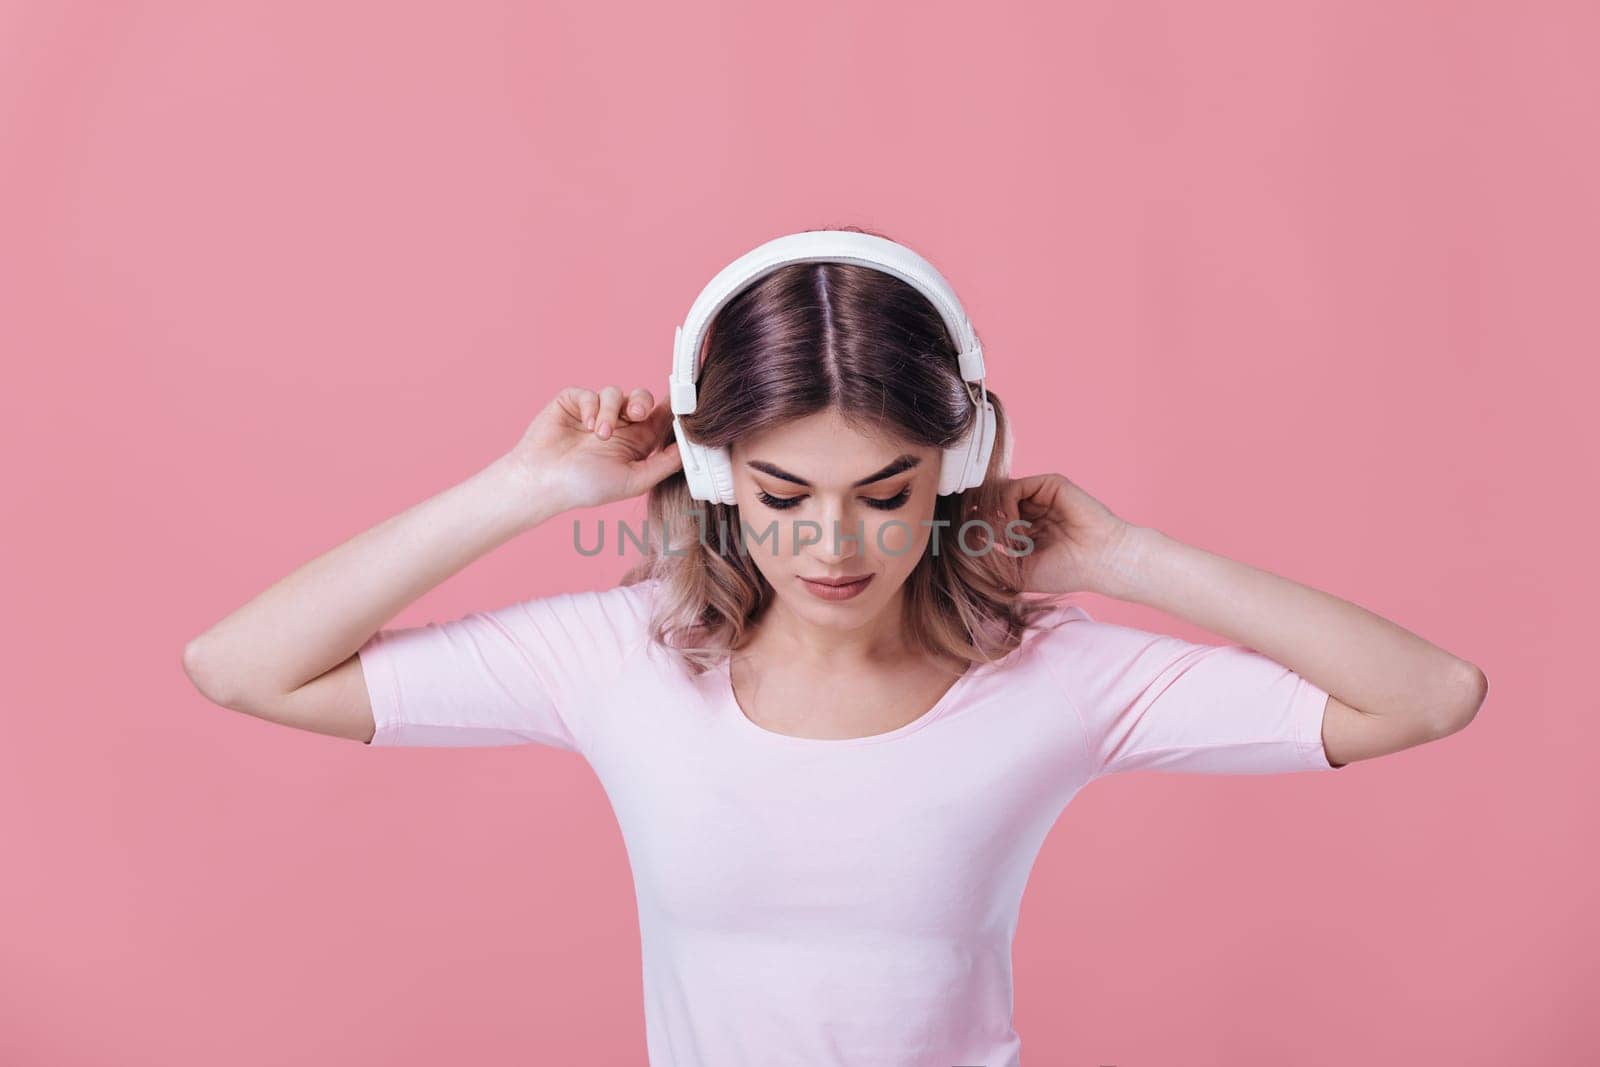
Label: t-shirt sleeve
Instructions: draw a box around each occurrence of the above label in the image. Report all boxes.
[1037,604,1338,779]
[356,582,649,753]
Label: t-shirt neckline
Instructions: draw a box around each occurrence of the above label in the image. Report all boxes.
[716,654,983,747]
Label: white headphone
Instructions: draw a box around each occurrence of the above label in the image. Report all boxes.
[668,230,997,506]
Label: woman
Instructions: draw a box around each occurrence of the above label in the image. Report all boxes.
[183,227,1487,1066]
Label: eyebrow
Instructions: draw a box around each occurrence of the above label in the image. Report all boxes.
[745,453,923,489]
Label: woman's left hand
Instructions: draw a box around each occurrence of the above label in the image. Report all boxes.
[984,473,1143,597]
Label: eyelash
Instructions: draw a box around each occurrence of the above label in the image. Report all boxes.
[756,488,912,512]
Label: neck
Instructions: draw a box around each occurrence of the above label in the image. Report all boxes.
[749,581,911,668]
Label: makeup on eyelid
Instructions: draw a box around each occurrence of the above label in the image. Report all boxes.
[756,486,913,511]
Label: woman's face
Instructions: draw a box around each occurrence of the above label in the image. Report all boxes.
[728,409,942,626]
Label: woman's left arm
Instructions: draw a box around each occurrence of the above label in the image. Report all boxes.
[1097,525,1487,768]
[994,474,1489,769]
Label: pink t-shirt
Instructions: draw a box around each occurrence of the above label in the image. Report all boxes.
[359,577,1337,1066]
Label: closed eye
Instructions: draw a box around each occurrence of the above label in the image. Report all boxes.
[756,487,912,511]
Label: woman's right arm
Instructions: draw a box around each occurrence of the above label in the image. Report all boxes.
[180,384,681,744]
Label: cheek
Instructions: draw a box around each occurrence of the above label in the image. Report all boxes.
[868,514,927,562]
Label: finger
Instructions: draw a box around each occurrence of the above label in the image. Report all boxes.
[632,439,683,488]
[1010,474,1046,509]
[619,440,680,499]
[595,385,624,438]
[1008,479,1042,521]
[644,396,676,435]
[623,388,653,422]
[567,388,600,430]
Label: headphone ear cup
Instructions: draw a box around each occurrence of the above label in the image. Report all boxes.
[704,447,737,506]
[938,397,997,496]
[939,427,973,496]
[671,414,737,504]
[673,415,715,502]
[969,396,997,489]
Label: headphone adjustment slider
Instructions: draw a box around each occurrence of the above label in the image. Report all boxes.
[958,342,986,382]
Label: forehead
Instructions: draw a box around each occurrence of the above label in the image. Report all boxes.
[733,411,932,476]
[736,406,915,457]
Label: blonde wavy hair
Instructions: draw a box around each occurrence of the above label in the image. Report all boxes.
[619,225,1068,675]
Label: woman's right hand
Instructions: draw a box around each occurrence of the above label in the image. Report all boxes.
[504,385,684,514]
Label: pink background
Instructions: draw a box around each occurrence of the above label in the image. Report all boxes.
[3,1,1593,1063]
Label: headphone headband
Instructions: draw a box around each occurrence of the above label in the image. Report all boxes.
[669,230,986,416]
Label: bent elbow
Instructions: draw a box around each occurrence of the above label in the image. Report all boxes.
[1433,661,1488,738]
[183,637,239,708]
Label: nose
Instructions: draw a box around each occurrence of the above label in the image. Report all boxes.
[802,497,864,564]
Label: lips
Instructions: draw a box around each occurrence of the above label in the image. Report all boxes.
[802,574,872,586]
